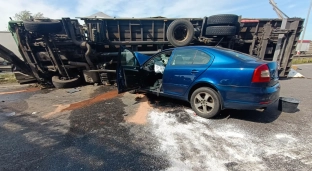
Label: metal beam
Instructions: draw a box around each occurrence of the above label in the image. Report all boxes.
[259,23,272,60]
[297,0,312,55]
[279,20,300,77]
[269,0,289,19]
[272,18,287,66]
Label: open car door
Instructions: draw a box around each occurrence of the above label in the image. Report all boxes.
[117,47,141,93]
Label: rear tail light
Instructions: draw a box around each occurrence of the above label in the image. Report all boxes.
[252,64,270,83]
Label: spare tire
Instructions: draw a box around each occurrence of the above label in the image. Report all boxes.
[166,19,194,47]
[205,26,237,36]
[23,21,62,33]
[207,14,239,26]
[52,75,81,89]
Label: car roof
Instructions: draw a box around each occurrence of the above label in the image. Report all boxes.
[170,46,228,55]
[170,46,227,53]
[170,46,258,61]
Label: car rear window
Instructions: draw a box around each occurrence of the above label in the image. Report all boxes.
[215,47,258,61]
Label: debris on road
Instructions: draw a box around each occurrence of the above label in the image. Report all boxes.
[5,112,15,116]
[288,68,305,78]
[278,97,300,113]
[66,88,81,94]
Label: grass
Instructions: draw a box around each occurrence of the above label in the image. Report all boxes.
[0,73,17,84]
[292,57,312,64]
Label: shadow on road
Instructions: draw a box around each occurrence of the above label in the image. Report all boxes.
[0,97,168,170]
[215,102,282,123]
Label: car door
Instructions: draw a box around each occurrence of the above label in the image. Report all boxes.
[117,47,142,93]
[163,48,212,96]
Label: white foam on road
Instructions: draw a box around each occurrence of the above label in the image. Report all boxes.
[275,133,297,142]
[147,109,312,170]
[148,110,264,170]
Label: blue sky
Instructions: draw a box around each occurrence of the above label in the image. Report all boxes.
[0,0,311,39]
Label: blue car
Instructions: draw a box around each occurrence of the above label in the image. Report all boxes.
[117,46,280,119]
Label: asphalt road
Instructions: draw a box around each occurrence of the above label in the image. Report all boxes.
[0,65,312,171]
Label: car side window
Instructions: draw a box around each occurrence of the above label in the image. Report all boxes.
[193,50,211,64]
[171,49,196,65]
[120,49,138,67]
[171,49,211,65]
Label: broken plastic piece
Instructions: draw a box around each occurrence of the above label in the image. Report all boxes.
[154,61,165,74]
[66,88,81,94]
[5,112,15,116]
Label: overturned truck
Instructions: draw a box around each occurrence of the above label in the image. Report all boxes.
[0,14,303,88]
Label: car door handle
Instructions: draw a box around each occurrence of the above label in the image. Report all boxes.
[191,70,199,74]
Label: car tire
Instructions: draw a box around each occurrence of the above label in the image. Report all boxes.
[52,75,81,89]
[23,21,62,33]
[207,14,239,26]
[205,26,237,36]
[190,87,220,119]
[166,19,194,47]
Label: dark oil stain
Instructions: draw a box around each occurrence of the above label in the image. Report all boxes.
[167,109,192,124]
[145,94,191,109]
[225,162,239,170]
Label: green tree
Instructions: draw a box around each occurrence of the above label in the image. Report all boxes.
[14,10,44,20]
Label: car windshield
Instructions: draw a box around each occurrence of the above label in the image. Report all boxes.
[215,47,259,61]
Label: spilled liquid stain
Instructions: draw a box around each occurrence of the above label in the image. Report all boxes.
[0,87,39,95]
[42,104,71,119]
[126,95,152,125]
[62,90,119,111]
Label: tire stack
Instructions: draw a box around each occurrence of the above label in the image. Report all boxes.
[205,14,239,36]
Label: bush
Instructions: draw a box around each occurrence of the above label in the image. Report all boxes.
[0,73,17,84]
[292,57,312,64]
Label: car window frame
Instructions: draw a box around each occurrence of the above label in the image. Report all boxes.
[142,49,174,69]
[120,49,140,67]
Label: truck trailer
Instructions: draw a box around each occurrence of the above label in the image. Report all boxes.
[0,14,304,88]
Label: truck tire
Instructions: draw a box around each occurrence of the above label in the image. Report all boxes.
[52,75,81,89]
[205,26,237,36]
[207,14,239,26]
[167,19,194,47]
[23,21,62,33]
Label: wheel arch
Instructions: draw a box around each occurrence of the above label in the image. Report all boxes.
[187,82,224,109]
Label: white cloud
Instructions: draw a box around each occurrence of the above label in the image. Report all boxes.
[287,4,296,9]
[75,0,250,18]
[0,0,253,31]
